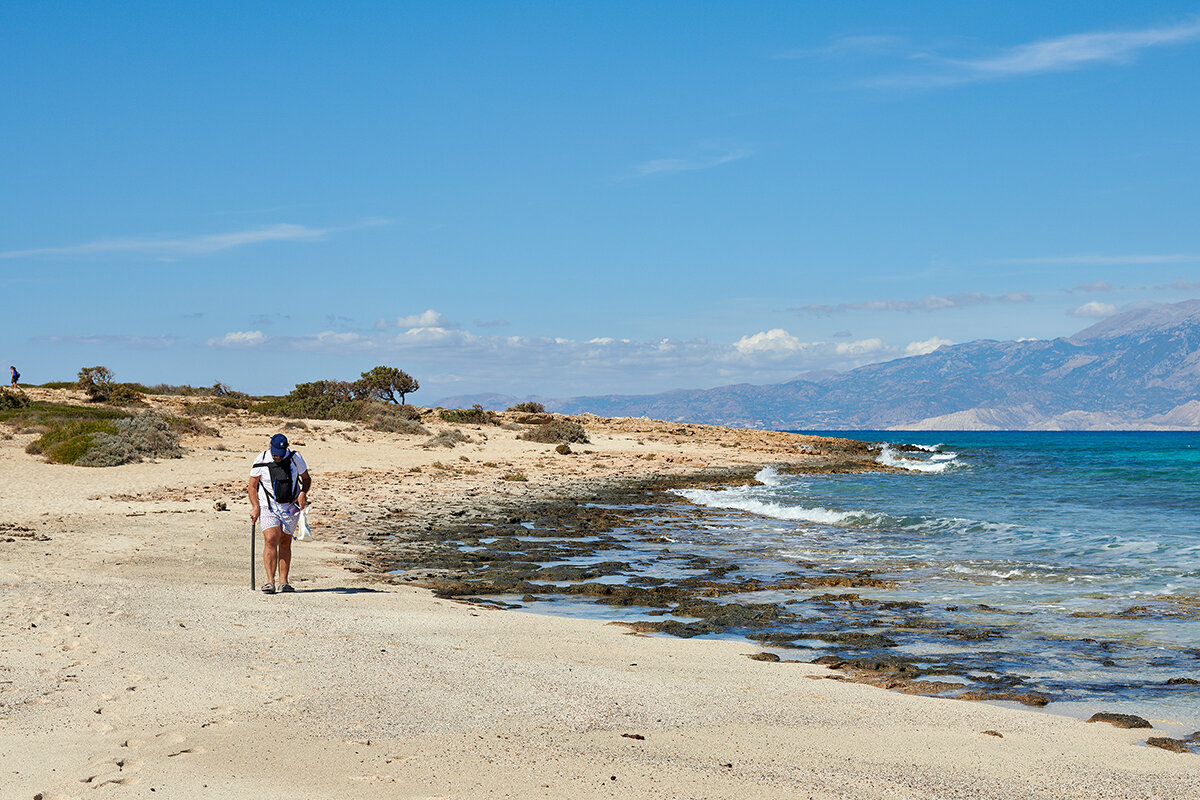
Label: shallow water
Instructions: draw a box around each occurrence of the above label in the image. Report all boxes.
[444,431,1200,735]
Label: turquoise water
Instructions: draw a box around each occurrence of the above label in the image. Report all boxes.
[458,431,1199,732]
[670,431,1200,729]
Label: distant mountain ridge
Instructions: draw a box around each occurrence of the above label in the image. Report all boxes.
[437,300,1200,430]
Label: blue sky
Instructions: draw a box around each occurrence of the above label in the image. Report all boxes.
[3,2,1199,400]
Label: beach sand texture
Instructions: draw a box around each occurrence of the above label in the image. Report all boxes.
[2,391,1197,799]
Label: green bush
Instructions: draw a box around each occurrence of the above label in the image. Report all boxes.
[0,389,30,410]
[107,384,146,406]
[438,404,497,425]
[76,412,183,467]
[366,408,429,435]
[507,401,545,413]
[28,419,120,462]
[185,402,232,417]
[518,419,589,444]
[38,381,75,389]
[77,366,115,401]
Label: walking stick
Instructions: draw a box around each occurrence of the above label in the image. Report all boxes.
[250,520,256,590]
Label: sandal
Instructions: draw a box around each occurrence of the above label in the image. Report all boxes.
[277,583,295,593]
[261,583,276,594]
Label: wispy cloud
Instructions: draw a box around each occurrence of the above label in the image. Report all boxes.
[1164,277,1200,291]
[774,34,905,60]
[1069,280,1116,293]
[997,253,1200,265]
[39,334,176,349]
[207,330,267,347]
[865,17,1200,88]
[0,218,390,260]
[795,291,1030,315]
[627,146,754,178]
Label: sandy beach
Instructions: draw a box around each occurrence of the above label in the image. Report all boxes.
[2,391,1197,799]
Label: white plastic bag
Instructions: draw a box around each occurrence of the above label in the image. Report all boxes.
[294,508,314,542]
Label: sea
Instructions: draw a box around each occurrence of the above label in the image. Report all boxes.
[505,431,1200,734]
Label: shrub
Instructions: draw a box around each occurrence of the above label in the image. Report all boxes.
[507,401,545,413]
[354,366,419,404]
[168,416,219,437]
[438,405,497,425]
[38,381,75,389]
[501,472,528,482]
[76,412,183,467]
[148,383,199,395]
[28,419,120,462]
[366,409,429,435]
[555,443,572,455]
[423,429,470,448]
[396,404,423,420]
[518,419,589,444]
[106,384,145,406]
[0,389,30,410]
[210,381,247,398]
[186,402,232,417]
[77,366,115,401]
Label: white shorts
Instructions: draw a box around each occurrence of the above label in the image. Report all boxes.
[261,504,300,537]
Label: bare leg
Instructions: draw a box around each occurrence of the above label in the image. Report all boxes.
[277,533,293,585]
[262,525,284,585]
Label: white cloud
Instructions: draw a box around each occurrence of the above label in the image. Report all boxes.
[732,329,809,355]
[1068,301,1118,319]
[628,146,753,178]
[867,18,1200,88]
[905,336,954,356]
[836,337,887,356]
[0,219,390,260]
[207,330,267,347]
[391,309,450,329]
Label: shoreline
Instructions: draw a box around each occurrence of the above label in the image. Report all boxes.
[366,460,1198,734]
[2,392,1197,797]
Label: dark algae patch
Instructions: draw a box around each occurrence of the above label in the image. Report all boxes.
[364,465,1124,710]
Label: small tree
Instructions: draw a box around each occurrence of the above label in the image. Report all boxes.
[77,366,115,401]
[354,366,419,404]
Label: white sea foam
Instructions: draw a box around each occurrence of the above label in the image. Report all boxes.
[672,487,860,525]
[876,444,955,473]
[912,443,943,452]
[754,465,787,487]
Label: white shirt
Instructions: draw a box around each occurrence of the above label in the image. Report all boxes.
[250,450,308,508]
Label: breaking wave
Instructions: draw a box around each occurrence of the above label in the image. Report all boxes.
[672,485,866,525]
[876,444,957,473]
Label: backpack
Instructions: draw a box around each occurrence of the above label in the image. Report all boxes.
[11,370,18,382]
[254,451,296,508]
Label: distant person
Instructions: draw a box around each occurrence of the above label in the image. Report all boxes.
[248,433,311,594]
[9,366,18,387]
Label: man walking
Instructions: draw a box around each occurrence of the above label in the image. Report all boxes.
[248,433,311,594]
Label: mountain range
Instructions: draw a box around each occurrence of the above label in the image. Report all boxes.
[437,300,1200,430]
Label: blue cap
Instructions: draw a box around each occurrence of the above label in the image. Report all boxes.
[270,433,289,456]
